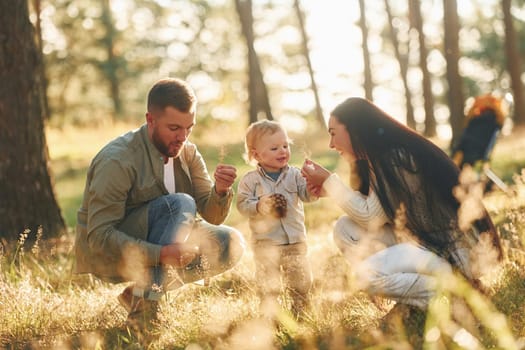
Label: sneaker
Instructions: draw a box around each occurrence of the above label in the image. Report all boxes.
[118,286,159,330]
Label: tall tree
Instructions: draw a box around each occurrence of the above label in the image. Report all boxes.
[443,0,464,147]
[30,0,50,121]
[409,0,436,137]
[384,0,416,129]
[100,0,123,119]
[293,0,325,127]
[358,0,374,100]
[502,0,525,126]
[0,1,65,240]
[235,0,274,124]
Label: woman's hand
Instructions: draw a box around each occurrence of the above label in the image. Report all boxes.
[301,159,331,197]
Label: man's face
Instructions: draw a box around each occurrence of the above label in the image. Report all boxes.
[146,106,195,159]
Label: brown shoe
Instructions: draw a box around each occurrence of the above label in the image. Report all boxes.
[118,286,159,330]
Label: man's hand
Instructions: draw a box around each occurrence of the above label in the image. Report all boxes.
[160,243,199,268]
[214,164,237,195]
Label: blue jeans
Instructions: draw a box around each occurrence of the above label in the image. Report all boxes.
[137,193,245,299]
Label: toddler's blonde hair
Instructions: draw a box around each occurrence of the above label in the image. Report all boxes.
[243,120,291,165]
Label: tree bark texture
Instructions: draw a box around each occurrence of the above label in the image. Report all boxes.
[358,0,374,101]
[234,0,273,125]
[31,0,50,121]
[101,0,123,119]
[502,0,525,126]
[409,0,436,137]
[0,1,65,240]
[443,0,465,147]
[294,0,325,127]
[384,0,416,130]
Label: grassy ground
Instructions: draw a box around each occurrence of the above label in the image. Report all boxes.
[1,124,525,349]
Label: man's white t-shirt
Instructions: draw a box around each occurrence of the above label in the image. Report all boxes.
[164,157,176,194]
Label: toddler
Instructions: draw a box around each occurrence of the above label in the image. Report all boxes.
[236,120,317,317]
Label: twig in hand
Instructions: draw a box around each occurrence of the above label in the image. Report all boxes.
[219,145,227,164]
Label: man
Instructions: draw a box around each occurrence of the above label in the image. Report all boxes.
[75,77,246,328]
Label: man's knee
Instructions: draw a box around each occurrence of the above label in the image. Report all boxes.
[218,226,246,267]
[193,223,246,269]
[165,193,197,213]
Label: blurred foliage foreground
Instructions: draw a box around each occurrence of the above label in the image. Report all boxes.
[1,127,525,349]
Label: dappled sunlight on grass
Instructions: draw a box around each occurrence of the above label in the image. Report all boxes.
[4,125,519,348]
[2,210,525,348]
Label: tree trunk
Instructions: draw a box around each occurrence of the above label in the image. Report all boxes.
[384,0,416,129]
[358,0,374,100]
[0,1,65,240]
[502,0,525,126]
[409,0,436,137]
[31,0,50,121]
[234,0,273,125]
[293,0,325,127]
[443,0,464,147]
[101,0,123,119]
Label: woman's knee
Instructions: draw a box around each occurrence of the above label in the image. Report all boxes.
[333,216,361,251]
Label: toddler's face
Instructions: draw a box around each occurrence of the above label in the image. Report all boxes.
[253,130,291,173]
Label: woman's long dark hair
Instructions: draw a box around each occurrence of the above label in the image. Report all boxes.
[331,97,502,262]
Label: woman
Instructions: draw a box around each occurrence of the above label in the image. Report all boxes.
[301,97,503,309]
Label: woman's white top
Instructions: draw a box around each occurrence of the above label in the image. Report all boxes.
[322,173,390,230]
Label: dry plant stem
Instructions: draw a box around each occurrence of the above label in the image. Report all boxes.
[219,145,227,164]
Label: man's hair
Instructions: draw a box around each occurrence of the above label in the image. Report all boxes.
[147,78,197,113]
[244,119,289,163]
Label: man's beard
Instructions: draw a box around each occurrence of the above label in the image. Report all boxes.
[152,130,184,158]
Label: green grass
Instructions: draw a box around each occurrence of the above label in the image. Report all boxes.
[1,124,525,349]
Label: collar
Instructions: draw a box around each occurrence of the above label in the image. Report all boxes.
[256,163,289,180]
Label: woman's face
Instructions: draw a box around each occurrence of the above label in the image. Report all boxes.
[328,115,355,161]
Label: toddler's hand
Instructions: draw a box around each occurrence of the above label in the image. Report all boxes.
[269,193,287,218]
[257,195,273,216]
[257,193,287,218]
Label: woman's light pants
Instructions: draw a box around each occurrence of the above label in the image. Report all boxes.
[333,216,452,309]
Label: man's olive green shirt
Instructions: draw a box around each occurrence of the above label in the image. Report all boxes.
[75,124,232,282]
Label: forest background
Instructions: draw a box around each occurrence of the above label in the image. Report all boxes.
[1,0,525,349]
